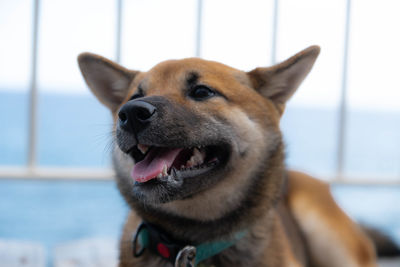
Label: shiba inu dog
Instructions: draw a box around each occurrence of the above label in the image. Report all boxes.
[78,46,381,267]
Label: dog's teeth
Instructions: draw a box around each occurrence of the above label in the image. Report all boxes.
[193,148,205,165]
[157,173,162,179]
[200,149,206,162]
[137,144,149,155]
[162,164,168,176]
[186,157,195,168]
[193,147,200,157]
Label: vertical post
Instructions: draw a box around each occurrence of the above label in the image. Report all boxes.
[336,0,352,179]
[28,0,40,169]
[115,0,123,63]
[195,0,203,57]
[271,0,279,64]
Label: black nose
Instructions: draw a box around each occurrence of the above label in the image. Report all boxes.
[118,100,157,133]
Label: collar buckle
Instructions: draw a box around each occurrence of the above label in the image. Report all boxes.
[175,245,197,267]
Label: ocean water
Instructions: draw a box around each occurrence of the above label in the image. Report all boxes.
[1,90,399,178]
[0,91,111,167]
[0,90,399,265]
[0,179,127,266]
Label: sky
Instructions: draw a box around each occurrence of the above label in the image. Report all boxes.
[0,0,399,111]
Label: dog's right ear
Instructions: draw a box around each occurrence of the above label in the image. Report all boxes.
[78,53,139,111]
[247,45,320,114]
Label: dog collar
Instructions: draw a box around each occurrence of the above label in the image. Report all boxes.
[132,221,246,267]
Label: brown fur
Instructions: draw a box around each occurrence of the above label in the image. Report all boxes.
[287,171,376,267]
[78,46,377,267]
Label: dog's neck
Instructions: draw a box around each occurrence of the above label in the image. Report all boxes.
[130,141,286,245]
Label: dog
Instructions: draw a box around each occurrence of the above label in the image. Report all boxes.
[78,46,383,267]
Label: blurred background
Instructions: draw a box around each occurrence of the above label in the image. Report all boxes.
[0,0,399,266]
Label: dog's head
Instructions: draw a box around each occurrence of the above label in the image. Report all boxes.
[78,46,319,220]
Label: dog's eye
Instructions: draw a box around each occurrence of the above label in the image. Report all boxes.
[130,86,145,100]
[189,85,216,101]
[130,93,144,100]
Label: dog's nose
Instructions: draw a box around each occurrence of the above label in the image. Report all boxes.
[118,100,157,133]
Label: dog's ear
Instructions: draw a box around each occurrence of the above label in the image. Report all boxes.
[247,45,320,113]
[78,53,139,111]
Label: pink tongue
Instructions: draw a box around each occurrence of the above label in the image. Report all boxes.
[131,148,183,183]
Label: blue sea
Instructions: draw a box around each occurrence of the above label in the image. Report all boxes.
[2,90,399,176]
[0,90,399,265]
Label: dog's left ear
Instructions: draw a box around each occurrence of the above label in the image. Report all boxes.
[78,53,139,112]
[247,45,320,113]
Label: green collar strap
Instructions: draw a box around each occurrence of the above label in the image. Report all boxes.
[132,222,246,266]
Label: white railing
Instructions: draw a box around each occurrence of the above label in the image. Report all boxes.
[27,0,40,170]
[0,0,398,184]
[336,0,351,180]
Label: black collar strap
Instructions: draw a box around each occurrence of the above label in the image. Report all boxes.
[132,221,246,267]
